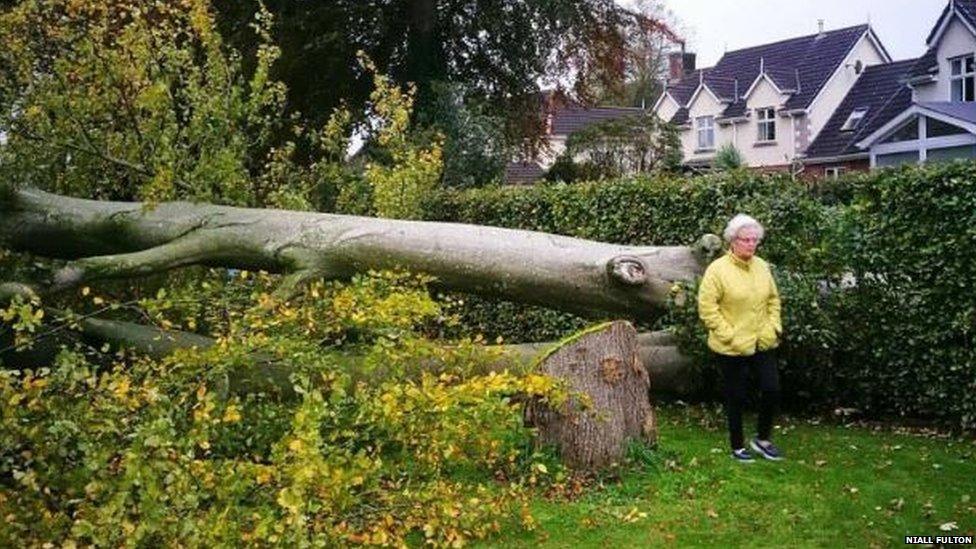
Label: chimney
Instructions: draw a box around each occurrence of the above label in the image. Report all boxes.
[668,51,697,82]
[817,19,825,37]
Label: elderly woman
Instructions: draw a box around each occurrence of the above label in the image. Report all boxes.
[698,214,783,462]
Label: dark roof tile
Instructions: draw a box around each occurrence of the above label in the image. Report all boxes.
[958,0,976,27]
[720,101,748,119]
[666,69,708,105]
[919,101,976,124]
[550,106,644,136]
[907,47,938,80]
[661,25,870,112]
[805,58,918,159]
[669,107,690,126]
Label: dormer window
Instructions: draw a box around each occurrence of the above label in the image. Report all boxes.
[841,108,869,131]
[950,54,975,102]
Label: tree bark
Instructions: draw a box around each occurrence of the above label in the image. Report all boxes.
[0,187,721,320]
[525,321,656,470]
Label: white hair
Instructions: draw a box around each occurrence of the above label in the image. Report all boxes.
[723,214,765,244]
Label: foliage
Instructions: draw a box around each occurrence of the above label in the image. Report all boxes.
[0,0,312,208]
[546,115,681,182]
[825,162,976,429]
[358,54,444,220]
[0,270,573,546]
[595,0,677,109]
[426,82,511,189]
[212,0,675,148]
[713,144,744,171]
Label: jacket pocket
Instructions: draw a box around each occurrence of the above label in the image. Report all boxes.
[728,322,757,355]
[757,324,778,350]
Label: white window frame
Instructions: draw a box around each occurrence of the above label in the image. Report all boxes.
[950,54,975,102]
[696,116,715,151]
[841,108,869,131]
[824,166,845,179]
[756,107,776,142]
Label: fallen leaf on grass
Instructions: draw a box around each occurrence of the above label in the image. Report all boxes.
[888,498,904,512]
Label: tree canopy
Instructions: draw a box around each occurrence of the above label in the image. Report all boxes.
[213,0,672,144]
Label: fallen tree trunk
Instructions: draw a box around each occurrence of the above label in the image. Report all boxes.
[0,187,721,320]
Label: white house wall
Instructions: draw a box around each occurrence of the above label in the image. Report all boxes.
[539,136,567,169]
[741,78,792,166]
[914,16,976,103]
[656,94,680,123]
[806,32,887,142]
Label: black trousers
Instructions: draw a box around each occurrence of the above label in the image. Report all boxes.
[713,350,781,450]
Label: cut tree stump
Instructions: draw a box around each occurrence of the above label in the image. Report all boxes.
[526,321,656,470]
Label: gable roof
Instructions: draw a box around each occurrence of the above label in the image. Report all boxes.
[549,105,645,136]
[855,101,976,149]
[927,0,976,46]
[804,58,919,160]
[659,24,878,119]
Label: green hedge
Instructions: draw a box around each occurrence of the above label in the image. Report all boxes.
[827,163,976,429]
[422,164,976,431]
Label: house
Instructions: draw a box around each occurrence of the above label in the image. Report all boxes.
[654,23,891,172]
[504,96,644,184]
[807,0,976,171]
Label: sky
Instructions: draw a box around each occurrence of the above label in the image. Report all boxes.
[653,0,945,67]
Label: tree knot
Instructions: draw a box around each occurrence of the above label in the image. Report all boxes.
[600,355,624,385]
[606,255,647,286]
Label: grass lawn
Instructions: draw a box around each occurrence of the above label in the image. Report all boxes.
[481,403,976,548]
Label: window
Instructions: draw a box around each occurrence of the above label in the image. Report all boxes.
[824,166,846,179]
[927,117,968,138]
[841,108,869,131]
[696,116,715,150]
[950,54,975,102]
[880,117,919,144]
[757,107,776,142]
[927,145,976,163]
[876,151,919,167]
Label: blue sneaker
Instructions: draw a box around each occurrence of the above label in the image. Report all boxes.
[731,448,755,463]
[750,438,784,461]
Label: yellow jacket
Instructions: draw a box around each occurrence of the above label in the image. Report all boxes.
[697,251,782,356]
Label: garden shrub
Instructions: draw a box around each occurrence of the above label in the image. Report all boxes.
[0,271,569,546]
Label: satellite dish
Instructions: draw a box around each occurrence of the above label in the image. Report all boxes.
[854,60,864,74]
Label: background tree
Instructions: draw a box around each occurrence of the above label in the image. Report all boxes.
[597,0,683,108]
[547,114,682,181]
[211,0,675,151]
[0,0,312,208]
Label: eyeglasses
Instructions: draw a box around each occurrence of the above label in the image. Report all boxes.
[735,236,760,244]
